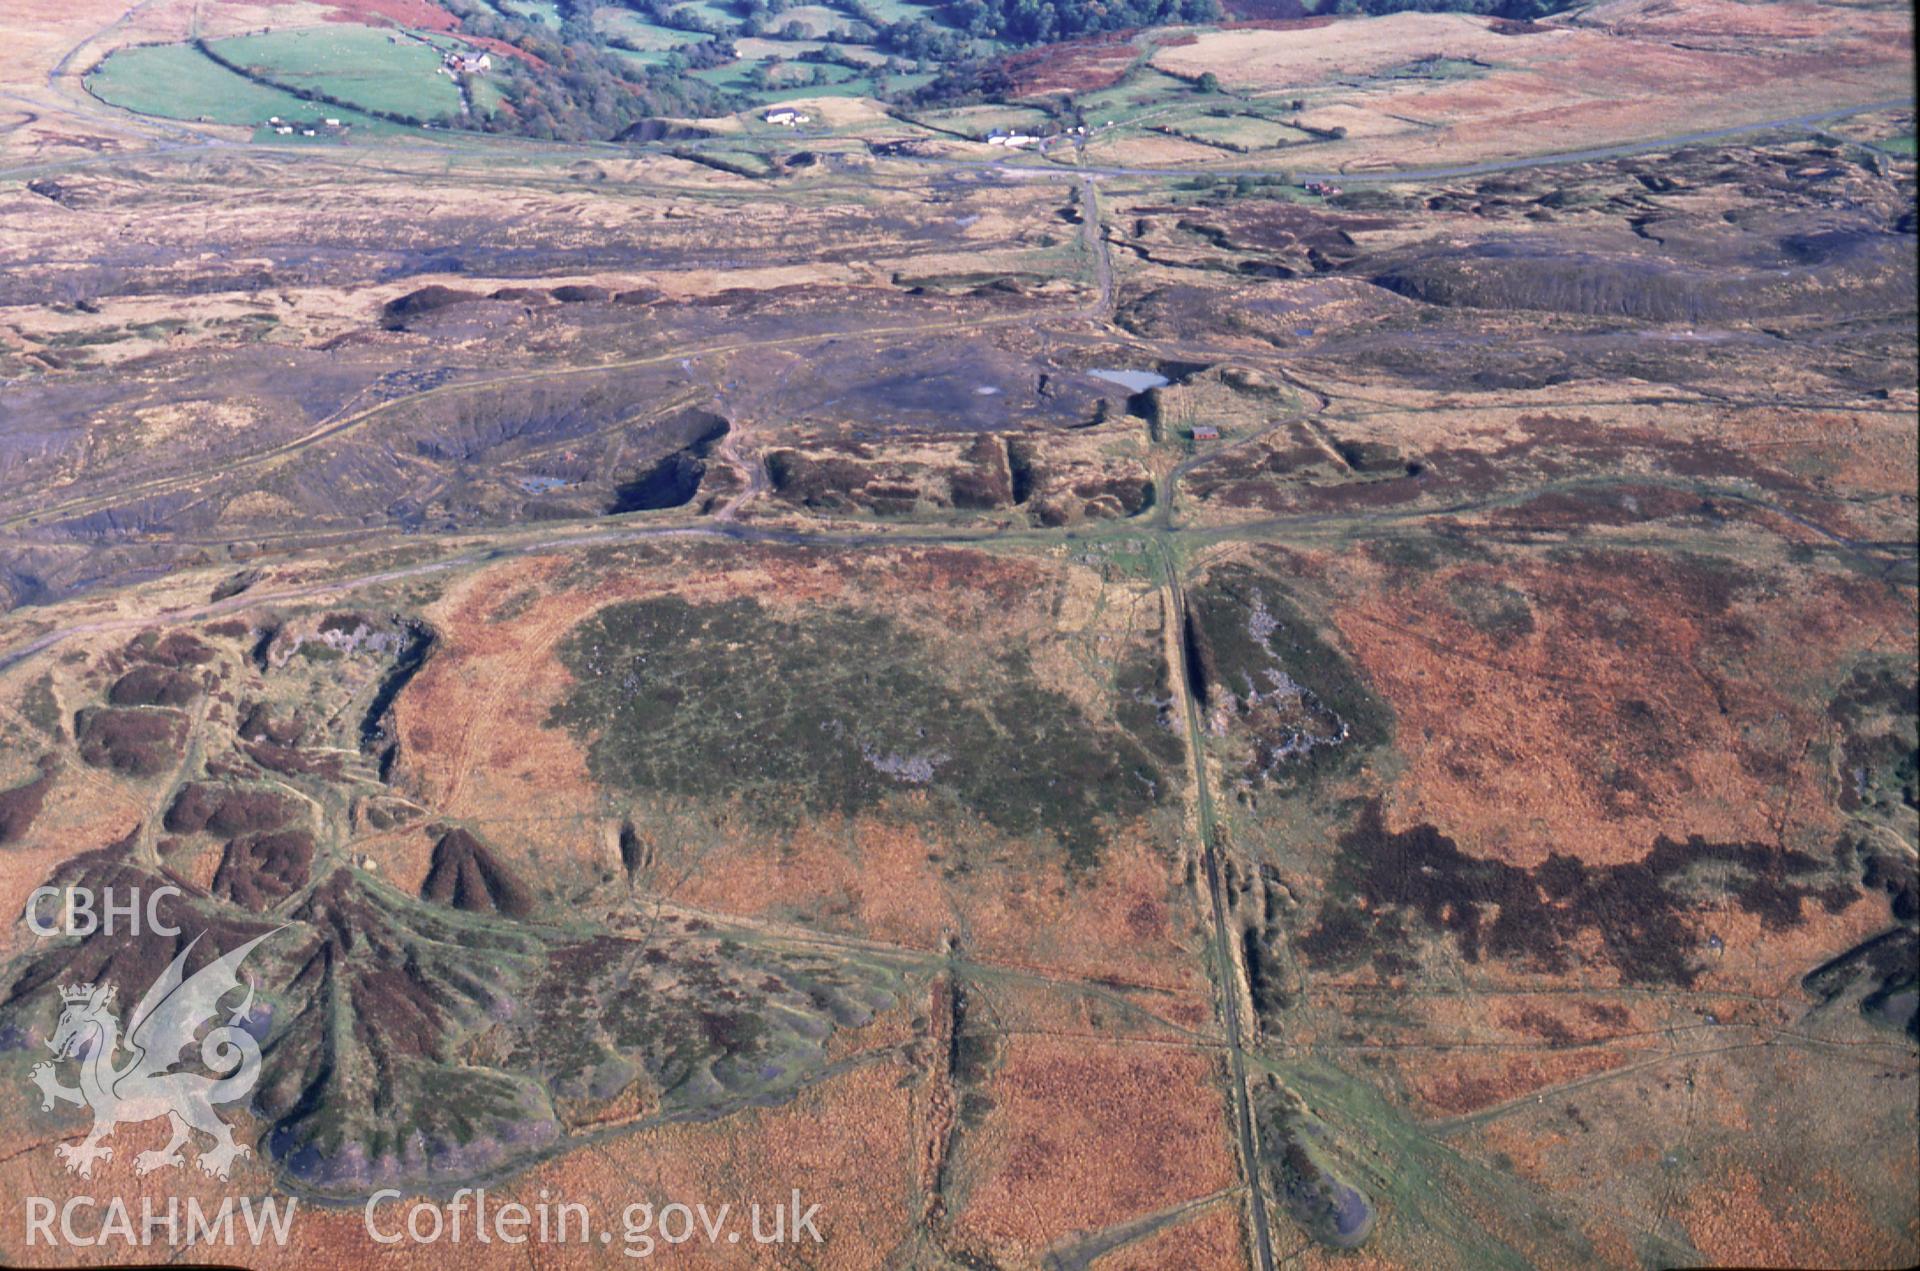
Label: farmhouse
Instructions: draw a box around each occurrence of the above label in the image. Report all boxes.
[764,108,811,126]
[986,132,1039,149]
[445,51,492,74]
[1191,425,1220,441]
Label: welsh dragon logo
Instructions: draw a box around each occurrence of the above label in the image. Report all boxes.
[28,930,277,1181]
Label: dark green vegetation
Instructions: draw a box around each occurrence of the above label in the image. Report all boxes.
[1298,801,1874,985]
[945,0,1217,44]
[75,707,190,776]
[1305,0,1574,24]
[0,757,58,846]
[1803,833,1919,1038]
[3,833,902,1198]
[262,858,897,1194]
[1113,643,1187,771]
[1804,928,1919,1040]
[423,826,536,917]
[1444,573,1535,647]
[1183,562,1388,787]
[1252,1080,1375,1250]
[87,0,1582,141]
[1229,858,1295,1029]
[1829,660,1920,819]
[19,675,62,738]
[511,926,897,1127]
[549,592,1177,865]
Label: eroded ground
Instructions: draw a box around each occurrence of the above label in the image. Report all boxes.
[0,1,1914,1267]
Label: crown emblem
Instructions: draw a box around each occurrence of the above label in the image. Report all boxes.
[32,930,278,1183]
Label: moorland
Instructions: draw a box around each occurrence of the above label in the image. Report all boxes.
[0,0,1915,1266]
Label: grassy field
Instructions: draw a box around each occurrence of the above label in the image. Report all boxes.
[735,35,890,64]
[496,0,561,27]
[765,73,881,100]
[609,46,677,68]
[1162,110,1314,150]
[886,69,937,94]
[664,0,743,31]
[1076,67,1204,124]
[468,74,510,116]
[692,57,875,103]
[86,42,385,130]
[774,4,857,37]
[205,26,463,121]
[850,0,944,21]
[919,103,1058,136]
[596,9,712,50]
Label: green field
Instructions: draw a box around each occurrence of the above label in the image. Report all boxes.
[469,75,510,115]
[690,61,768,94]
[920,103,1056,136]
[735,35,831,57]
[765,72,879,100]
[691,58,871,101]
[845,0,944,21]
[591,0,969,110]
[205,27,463,122]
[660,0,743,32]
[86,42,385,130]
[1162,110,1314,150]
[609,46,678,68]
[1077,67,1203,123]
[596,10,711,50]
[773,5,857,37]
[496,0,560,27]
[884,69,936,93]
